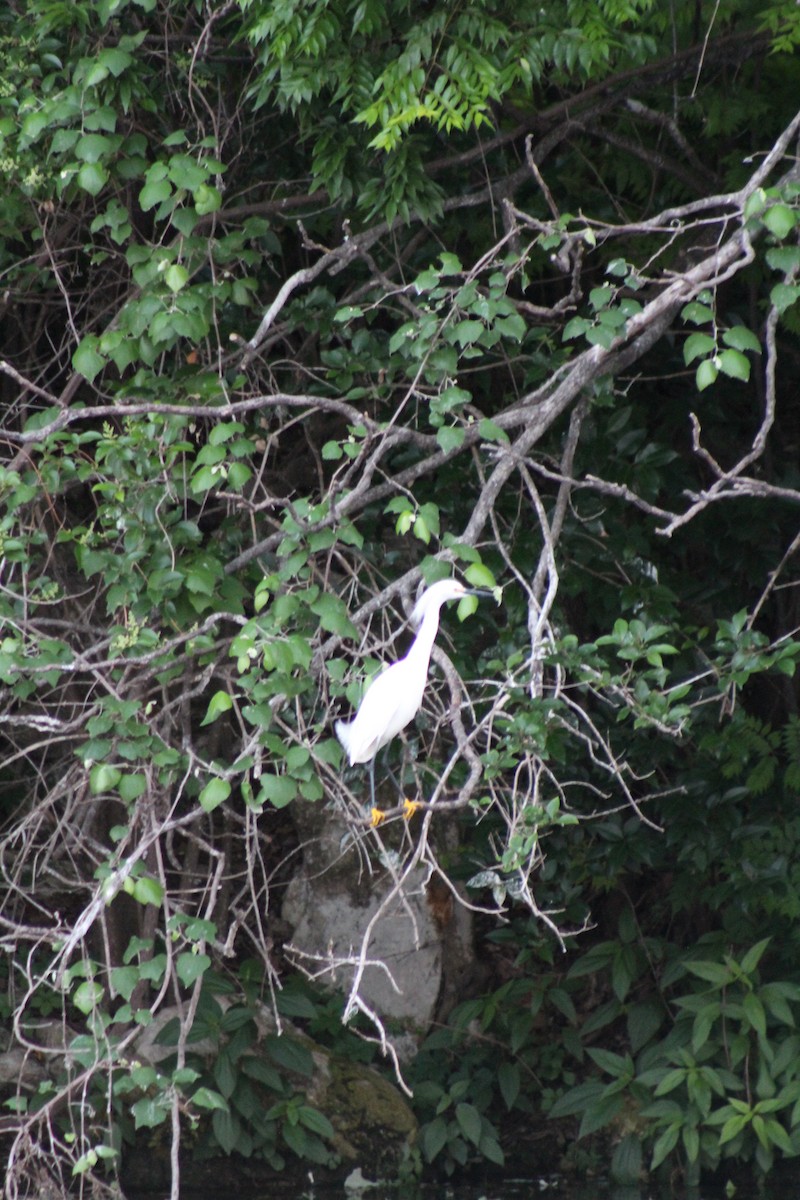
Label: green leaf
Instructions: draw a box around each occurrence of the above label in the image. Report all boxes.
[719,1112,749,1146]
[258,774,296,809]
[99,46,134,75]
[578,1092,622,1136]
[653,1068,687,1096]
[455,1102,482,1145]
[478,1130,505,1165]
[77,162,109,196]
[212,1108,241,1153]
[763,204,797,240]
[740,937,771,974]
[744,188,767,219]
[496,311,526,340]
[585,325,615,349]
[298,1106,334,1138]
[76,133,111,163]
[89,763,122,794]
[683,331,715,365]
[201,690,233,726]
[439,252,462,274]
[73,980,104,1013]
[241,1057,283,1091]
[421,1116,448,1161]
[680,1125,699,1165]
[110,965,139,1001]
[611,1132,642,1185]
[692,1005,718,1052]
[73,337,107,383]
[497,1061,520,1109]
[118,773,147,802]
[548,1081,605,1119]
[586,1047,631,1078]
[589,285,614,310]
[548,987,577,1024]
[763,1118,794,1154]
[282,1120,314,1158]
[164,264,189,293]
[191,1087,229,1112]
[717,348,750,382]
[132,1096,171,1130]
[436,425,466,453]
[770,282,800,313]
[685,960,733,986]
[311,594,358,637]
[650,1123,680,1169]
[627,1001,662,1052]
[140,177,172,211]
[563,315,589,341]
[21,110,52,142]
[194,184,222,214]
[681,301,714,325]
[265,1034,313,1076]
[760,983,796,1027]
[214,1050,237,1099]
[695,358,718,391]
[132,876,164,906]
[190,465,219,494]
[198,777,231,813]
[477,418,509,445]
[742,992,767,1037]
[285,745,310,772]
[176,951,211,988]
[453,319,484,347]
[722,326,761,354]
[464,562,497,591]
[766,245,800,273]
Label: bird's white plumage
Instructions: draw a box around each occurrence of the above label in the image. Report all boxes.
[336,579,470,770]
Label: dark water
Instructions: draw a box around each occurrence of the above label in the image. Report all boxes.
[154,1164,800,1200]
[162,1179,787,1200]
[244,1177,752,1200]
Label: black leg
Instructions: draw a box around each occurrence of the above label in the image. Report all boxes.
[368,756,376,810]
[381,742,401,796]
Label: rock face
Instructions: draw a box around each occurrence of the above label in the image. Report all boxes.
[309,1054,417,1170]
[283,862,443,1028]
[282,799,476,1041]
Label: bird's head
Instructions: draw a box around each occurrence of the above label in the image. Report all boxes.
[410,578,492,627]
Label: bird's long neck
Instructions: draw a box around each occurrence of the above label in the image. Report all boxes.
[405,604,442,675]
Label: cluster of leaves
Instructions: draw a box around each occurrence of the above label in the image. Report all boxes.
[240,0,669,221]
[549,933,800,1185]
[12,925,338,1177]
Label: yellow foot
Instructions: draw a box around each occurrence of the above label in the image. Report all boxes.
[402,798,423,820]
[370,807,386,827]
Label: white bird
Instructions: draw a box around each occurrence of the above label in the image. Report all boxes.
[335,579,491,812]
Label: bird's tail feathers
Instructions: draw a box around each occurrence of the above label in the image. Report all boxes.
[335,719,352,755]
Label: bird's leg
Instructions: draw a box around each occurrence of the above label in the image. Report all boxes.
[381,743,402,799]
[380,747,421,820]
[367,757,387,827]
[381,746,423,819]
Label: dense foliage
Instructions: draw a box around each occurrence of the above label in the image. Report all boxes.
[2,0,800,1194]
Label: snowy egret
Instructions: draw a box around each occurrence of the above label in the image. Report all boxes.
[335,579,491,812]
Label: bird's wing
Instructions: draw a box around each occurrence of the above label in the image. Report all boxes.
[342,661,421,764]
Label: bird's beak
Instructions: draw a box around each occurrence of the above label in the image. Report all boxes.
[466,587,502,604]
